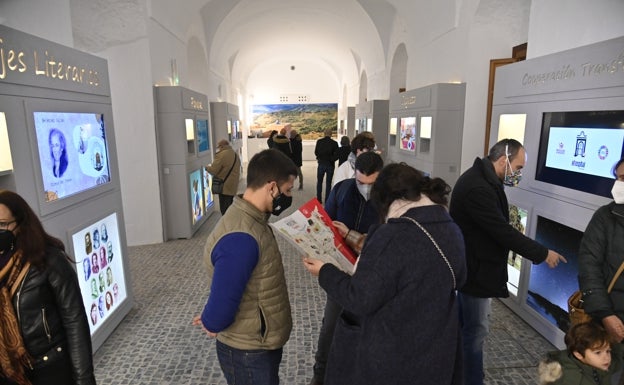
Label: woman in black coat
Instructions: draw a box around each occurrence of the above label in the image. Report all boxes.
[0,190,96,385]
[303,163,466,385]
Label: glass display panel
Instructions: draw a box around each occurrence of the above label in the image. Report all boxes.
[526,215,582,331]
[507,204,528,295]
[535,110,624,198]
[367,118,372,132]
[420,116,432,139]
[203,167,214,210]
[0,112,13,174]
[399,117,416,151]
[189,168,204,225]
[497,114,526,143]
[33,112,111,202]
[389,118,397,136]
[185,118,194,140]
[72,212,127,336]
[197,119,209,153]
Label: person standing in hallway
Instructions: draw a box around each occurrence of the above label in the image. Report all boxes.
[206,139,241,215]
[272,129,293,160]
[336,136,351,166]
[290,129,304,190]
[0,190,96,385]
[303,163,467,385]
[331,132,375,189]
[193,149,297,385]
[308,151,383,385]
[449,138,567,385]
[578,157,624,343]
[314,127,338,203]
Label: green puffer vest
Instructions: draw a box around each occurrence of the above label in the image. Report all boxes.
[203,196,292,350]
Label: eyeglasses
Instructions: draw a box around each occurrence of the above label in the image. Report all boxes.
[0,220,16,230]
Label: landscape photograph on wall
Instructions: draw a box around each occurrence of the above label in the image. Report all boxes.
[250,103,338,140]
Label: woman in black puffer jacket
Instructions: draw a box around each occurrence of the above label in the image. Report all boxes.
[0,190,96,385]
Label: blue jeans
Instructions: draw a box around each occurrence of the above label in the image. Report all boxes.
[316,163,334,203]
[458,293,491,385]
[216,340,283,385]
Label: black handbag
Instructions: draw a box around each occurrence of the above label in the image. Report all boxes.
[212,155,237,195]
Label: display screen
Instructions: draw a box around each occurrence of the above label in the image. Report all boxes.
[189,168,204,225]
[535,110,624,198]
[400,117,416,151]
[33,112,111,202]
[0,112,13,173]
[197,119,209,153]
[203,167,214,210]
[507,204,528,296]
[526,215,582,332]
[72,212,127,335]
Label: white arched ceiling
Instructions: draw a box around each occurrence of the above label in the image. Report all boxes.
[206,0,386,92]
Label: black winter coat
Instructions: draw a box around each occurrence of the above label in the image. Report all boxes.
[578,202,624,321]
[290,136,303,167]
[319,205,466,385]
[449,157,547,298]
[13,247,96,385]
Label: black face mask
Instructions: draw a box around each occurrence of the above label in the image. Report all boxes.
[0,229,16,255]
[272,190,292,216]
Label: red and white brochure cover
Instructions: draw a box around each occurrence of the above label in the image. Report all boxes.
[271,198,357,274]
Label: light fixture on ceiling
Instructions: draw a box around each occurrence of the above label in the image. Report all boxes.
[290,65,295,71]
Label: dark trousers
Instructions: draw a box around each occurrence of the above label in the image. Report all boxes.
[316,163,335,203]
[312,297,342,383]
[216,340,283,385]
[219,194,234,215]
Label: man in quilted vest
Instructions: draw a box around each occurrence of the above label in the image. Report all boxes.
[194,149,297,385]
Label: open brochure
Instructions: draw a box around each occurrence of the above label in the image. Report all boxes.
[271,198,357,275]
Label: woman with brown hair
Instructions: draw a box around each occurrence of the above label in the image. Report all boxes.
[0,190,96,385]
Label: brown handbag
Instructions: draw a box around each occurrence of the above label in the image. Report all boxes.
[568,261,624,326]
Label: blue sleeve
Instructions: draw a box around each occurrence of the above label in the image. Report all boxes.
[201,233,259,332]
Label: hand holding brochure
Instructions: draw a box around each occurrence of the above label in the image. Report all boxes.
[271,198,357,274]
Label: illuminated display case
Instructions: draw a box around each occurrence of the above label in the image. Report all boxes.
[154,86,214,239]
[0,25,133,351]
[491,35,624,348]
[354,100,389,159]
[388,83,466,187]
[210,102,243,165]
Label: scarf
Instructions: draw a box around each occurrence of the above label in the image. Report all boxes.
[0,251,32,385]
[386,195,438,221]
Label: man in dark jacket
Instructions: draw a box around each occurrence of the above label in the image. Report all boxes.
[314,127,339,203]
[449,138,567,385]
[308,151,383,385]
[290,130,304,190]
[272,129,293,160]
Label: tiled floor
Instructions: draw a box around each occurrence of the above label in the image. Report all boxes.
[93,160,556,384]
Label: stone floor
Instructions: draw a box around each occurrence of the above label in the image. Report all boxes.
[93,160,556,384]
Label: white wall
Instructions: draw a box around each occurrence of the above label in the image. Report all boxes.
[528,0,624,59]
[0,0,73,47]
[98,38,164,246]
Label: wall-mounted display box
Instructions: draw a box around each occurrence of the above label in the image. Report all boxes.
[0,24,133,352]
[210,102,244,165]
[388,83,465,187]
[355,100,389,159]
[490,36,624,349]
[154,86,215,240]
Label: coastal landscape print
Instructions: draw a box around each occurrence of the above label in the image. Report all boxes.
[250,104,338,140]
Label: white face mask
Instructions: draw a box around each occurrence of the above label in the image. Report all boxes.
[356,181,372,201]
[612,180,624,204]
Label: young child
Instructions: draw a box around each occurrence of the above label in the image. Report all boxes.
[538,322,623,385]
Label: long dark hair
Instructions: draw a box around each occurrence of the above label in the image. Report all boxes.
[371,163,451,221]
[0,190,65,267]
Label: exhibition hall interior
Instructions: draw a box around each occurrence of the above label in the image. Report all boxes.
[0,0,623,383]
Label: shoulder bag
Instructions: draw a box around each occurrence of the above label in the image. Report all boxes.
[568,260,624,326]
[403,216,457,290]
[212,154,237,195]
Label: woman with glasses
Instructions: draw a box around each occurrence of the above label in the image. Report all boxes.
[0,190,96,385]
